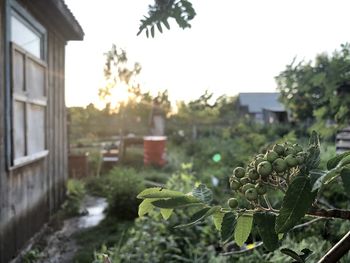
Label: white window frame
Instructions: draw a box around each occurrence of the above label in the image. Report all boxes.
[8,1,48,168]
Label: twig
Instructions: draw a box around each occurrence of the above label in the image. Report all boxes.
[292,217,324,230]
[307,208,350,220]
[318,230,350,263]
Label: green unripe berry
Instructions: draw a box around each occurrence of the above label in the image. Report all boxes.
[257,161,273,177]
[272,158,287,173]
[245,188,258,201]
[293,144,303,153]
[248,169,260,180]
[273,144,285,155]
[228,198,239,209]
[285,154,298,167]
[265,150,279,162]
[241,183,255,193]
[296,155,304,165]
[255,157,266,169]
[255,183,267,195]
[284,147,295,156]
[230,179,241,190]
[240,177,250,185]
[233,167,245,178]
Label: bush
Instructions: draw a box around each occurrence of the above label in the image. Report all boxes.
[105,167,145,220]
[62,179,86,217]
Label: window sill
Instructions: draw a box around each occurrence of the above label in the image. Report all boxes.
[10,150,49,170]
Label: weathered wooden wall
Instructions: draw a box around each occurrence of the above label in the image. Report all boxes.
[0,1,68,261]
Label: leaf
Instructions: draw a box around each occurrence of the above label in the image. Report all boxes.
[341,167,350,196]
[137,187,185,199]
[322,168,341,185]
[146,28,149,38]
[254,212,279,252]
[305,131,320,171]
[151,196,202,209]
[163,19,170,29]
[281,248,304,263]
[327,151,350,170]
[221,212,236,243]
[278,233,284,240]
[191,184,213,204]
[150,25,155,38]
[276,177,314,233]
[160,208,173,220]
[138,199,154,217]
[156,22,163,33]
[175,206,220,228]
[300,248,313,260]
[310,169,328,192]
[234,215,253,247]
[212,211,225,231]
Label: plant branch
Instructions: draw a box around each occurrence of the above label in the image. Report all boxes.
[317,230,350,263]
[307,208,350,220]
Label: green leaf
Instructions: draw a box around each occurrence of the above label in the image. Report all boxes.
[163,19,170,30]
[310,169,327,191]
[254,212,279,252]
[191,184,213,204]
[341,167,350,196]
[305,131,320,171]
[300,248,313,261]
[150,25,155,38]
[160,208,173,220]
[221,212,236,243]
[151,195,202,209]
[234,214,253,247]
[137,187,185,199]
[212,211,225,231]
[156,22,163,33]
[278,233,284,240]
[322,168,341,185]
[138,199,154,217]
[327,151,350,170]
[281,248,304,263]
[276,177,314,233]
[175,206,220,228]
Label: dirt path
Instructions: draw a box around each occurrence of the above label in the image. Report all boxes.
[14,195,107,263]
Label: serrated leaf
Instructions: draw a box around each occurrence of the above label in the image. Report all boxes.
[327,151,350,170]
[234,215,253,247]
[212,211,225,231]
[341,167,350,196]
[138,199,154,217]
[160,208,173,220]
[254,212,279,252]
[175,206,220,228]
[281,248,304,262]
[221,212,236,243]
[276,177,314,233]
[192,184,213,204]
[137,187,185,199]
[151,195,202,209]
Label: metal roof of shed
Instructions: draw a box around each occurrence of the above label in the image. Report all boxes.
[238,92,286,113]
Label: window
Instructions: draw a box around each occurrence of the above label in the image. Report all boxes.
[9,3,47,166]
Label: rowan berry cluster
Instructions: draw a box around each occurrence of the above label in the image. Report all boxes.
[227,142,307,209]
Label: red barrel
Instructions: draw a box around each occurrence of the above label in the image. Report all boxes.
[143,136,167,166]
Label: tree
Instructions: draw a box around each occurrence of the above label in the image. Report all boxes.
[276,43,350,137]
[139,0,196,37]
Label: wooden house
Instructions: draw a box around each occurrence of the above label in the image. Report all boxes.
[237,92,289,124]
[0,0,83,261]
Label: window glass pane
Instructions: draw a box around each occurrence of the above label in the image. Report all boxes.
[27,104,45,155]
[11,15,41,58]
[13,49,25,93]
[14,101,26,159]
[27,58,45,98]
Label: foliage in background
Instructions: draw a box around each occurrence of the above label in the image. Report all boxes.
[276,43,350,139]
[62,179,86,217]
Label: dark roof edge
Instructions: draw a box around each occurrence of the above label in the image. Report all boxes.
[51,0,84,40]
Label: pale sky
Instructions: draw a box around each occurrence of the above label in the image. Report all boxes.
[65,0,350,107]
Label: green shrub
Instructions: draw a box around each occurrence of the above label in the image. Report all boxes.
[105,167,145,220]
[62,179,86,217]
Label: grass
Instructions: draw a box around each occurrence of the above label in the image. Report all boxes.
[73,217,133,263]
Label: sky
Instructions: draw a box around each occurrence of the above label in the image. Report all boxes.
[64,0,350,108]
